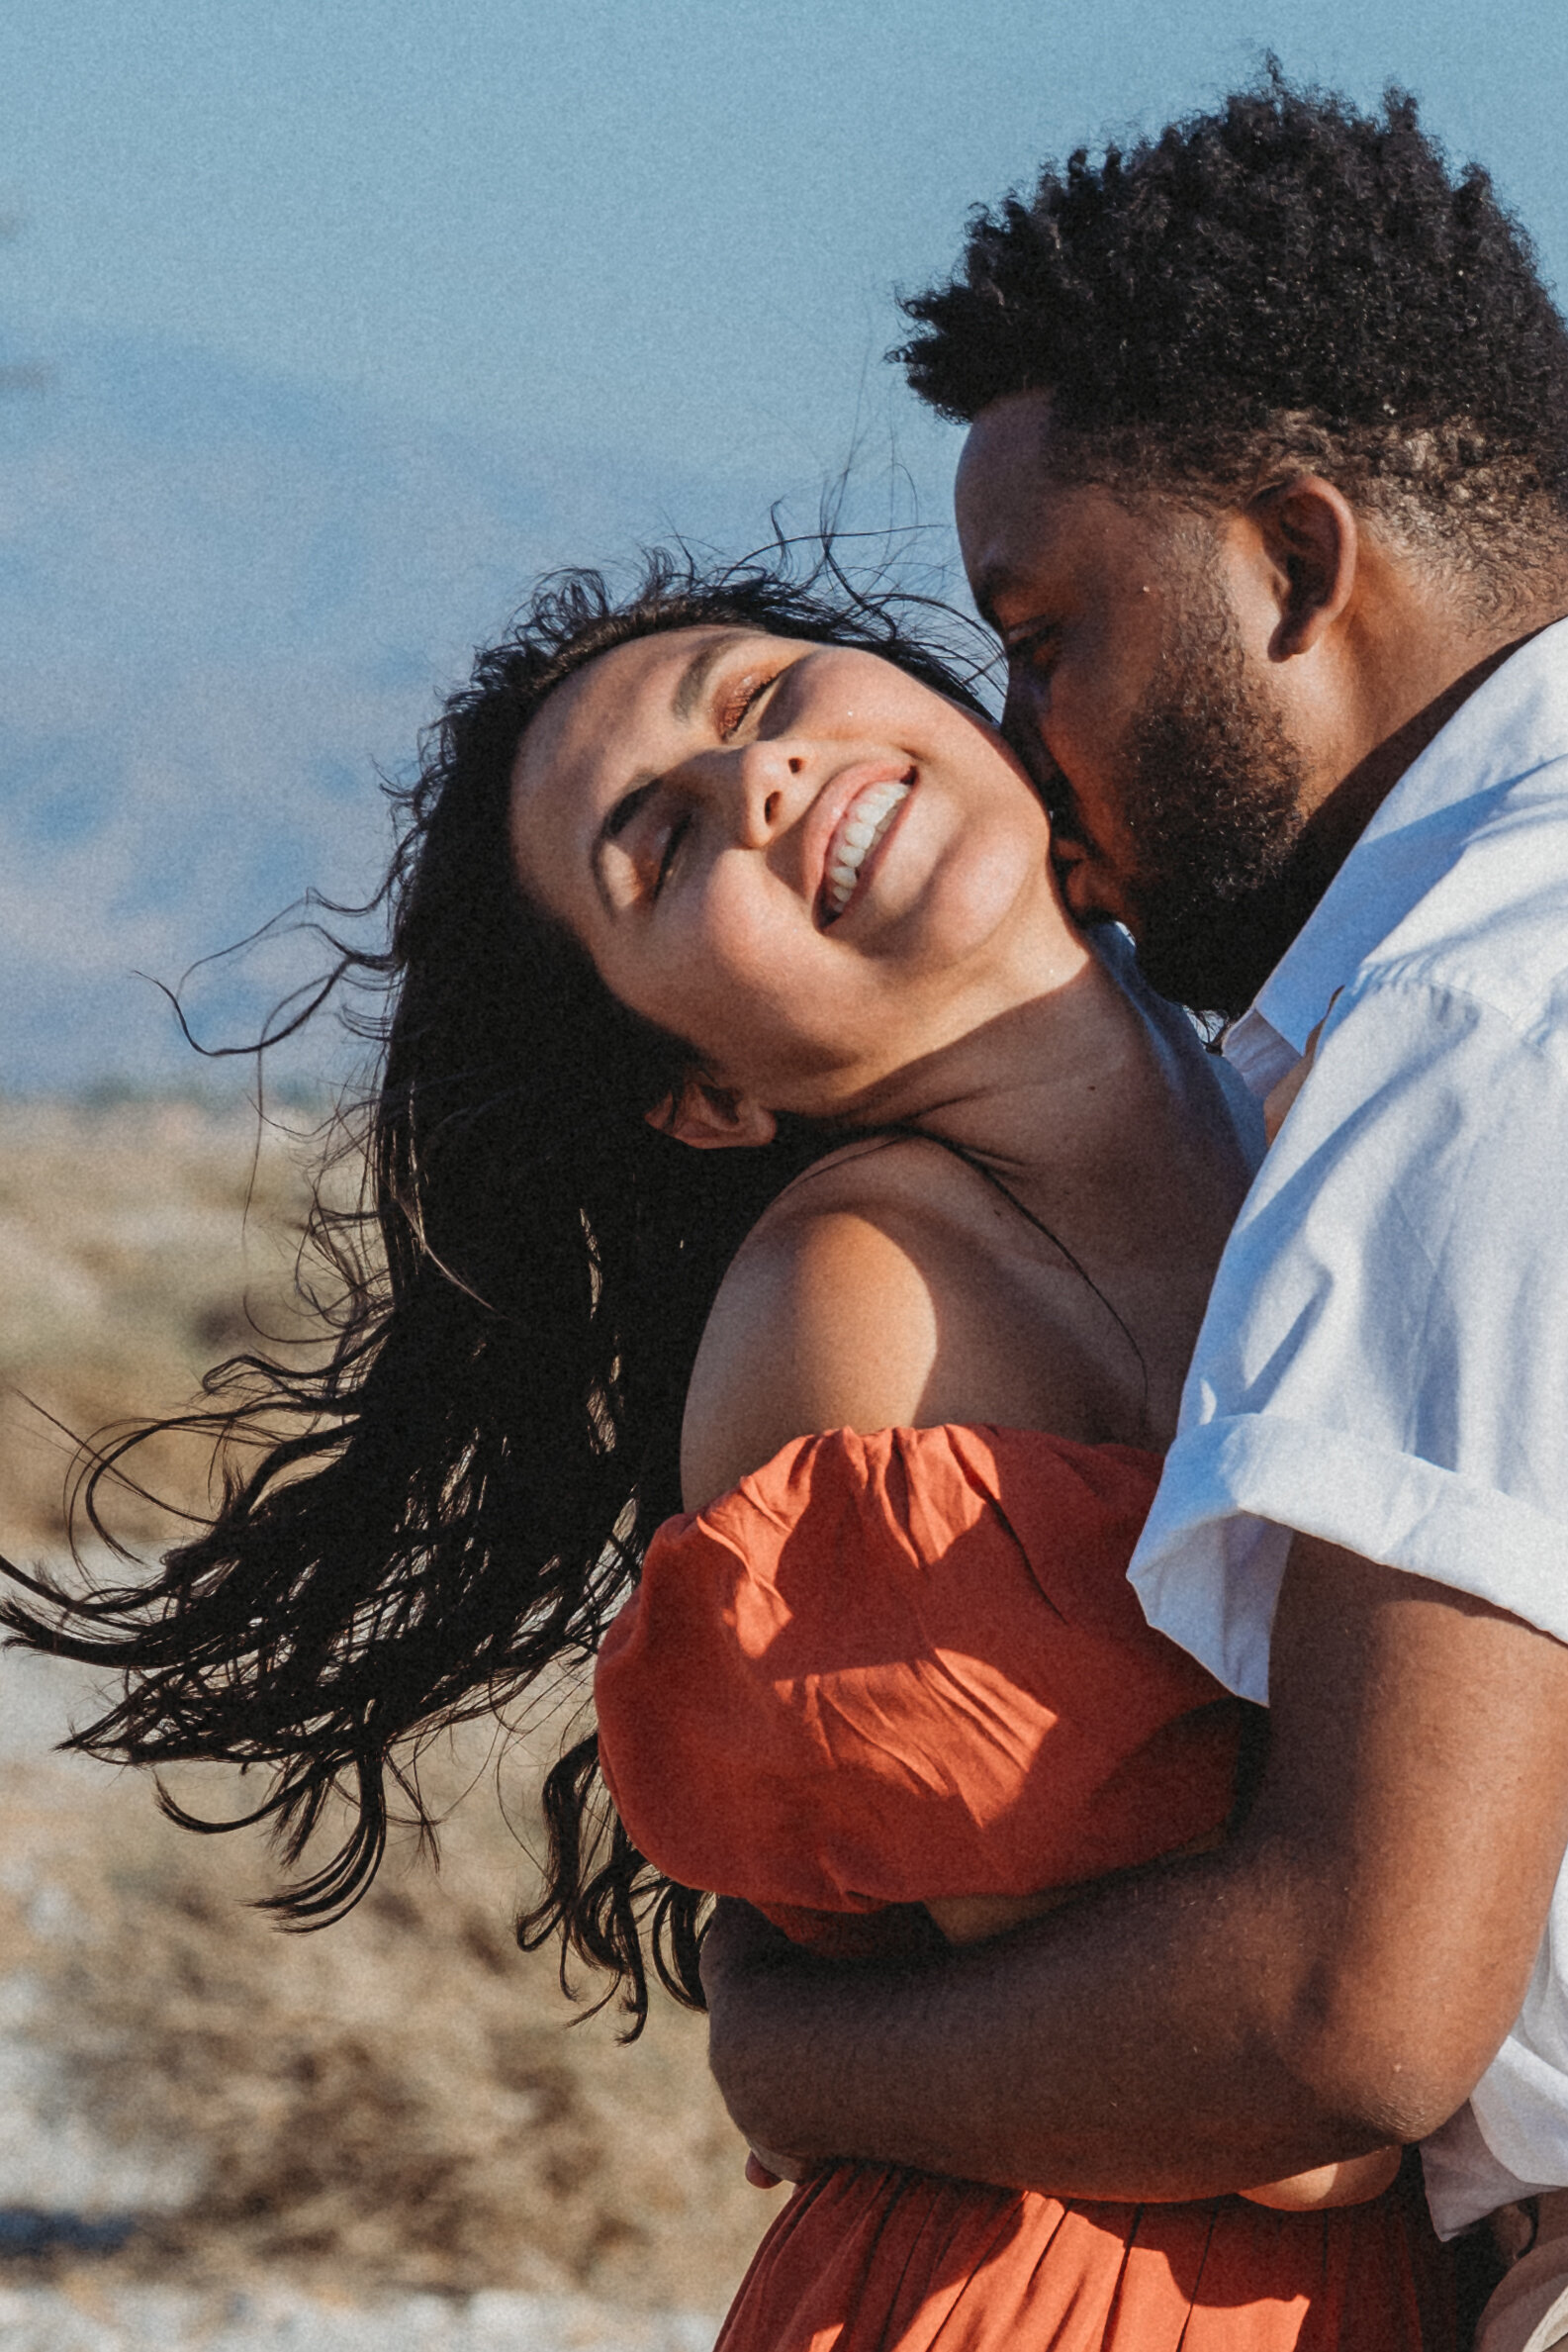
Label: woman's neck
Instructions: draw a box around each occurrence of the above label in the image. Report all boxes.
[832,935,1255,1447]
[844,935,1155,1206]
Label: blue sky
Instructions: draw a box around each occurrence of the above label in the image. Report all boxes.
[3,0,1567,1090]
[6,0,1567,491]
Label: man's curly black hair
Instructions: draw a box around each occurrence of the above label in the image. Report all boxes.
[898,71,1568,606]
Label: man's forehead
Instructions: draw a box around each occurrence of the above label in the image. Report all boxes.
[957,400,1187,613]
[957,402,1096,616]
[958,388,1057,484]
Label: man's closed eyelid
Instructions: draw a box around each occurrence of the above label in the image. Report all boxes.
[1005,620,1061,658]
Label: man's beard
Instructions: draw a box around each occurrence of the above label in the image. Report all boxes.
[1104,572,1313,1019]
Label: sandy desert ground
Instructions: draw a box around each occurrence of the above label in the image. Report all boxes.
[0,1096,777,2348]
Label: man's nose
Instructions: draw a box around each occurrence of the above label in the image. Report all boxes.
[1000,670,1051,776]
[1000,675,1074,818]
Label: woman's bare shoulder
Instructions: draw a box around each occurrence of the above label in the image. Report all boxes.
[680,1137,1029,1513]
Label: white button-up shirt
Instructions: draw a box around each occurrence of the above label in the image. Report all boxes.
[1128,616,1568,2233]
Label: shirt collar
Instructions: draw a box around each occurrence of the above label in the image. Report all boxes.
[1224,614,1568,1087]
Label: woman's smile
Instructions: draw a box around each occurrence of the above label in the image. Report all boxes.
[816,771,913,925]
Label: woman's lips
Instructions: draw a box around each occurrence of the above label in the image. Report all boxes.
[811,768,915,927]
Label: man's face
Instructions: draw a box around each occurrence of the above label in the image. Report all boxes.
[956,390,1312,1013]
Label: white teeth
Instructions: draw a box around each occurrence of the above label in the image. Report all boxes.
[822,781,909,920]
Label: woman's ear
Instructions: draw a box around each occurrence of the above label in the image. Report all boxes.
[645,1077,778,1151]
[1247,474,1359,660]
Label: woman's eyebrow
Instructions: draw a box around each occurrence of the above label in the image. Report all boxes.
[602,779,655,841]
[672,632,745,721]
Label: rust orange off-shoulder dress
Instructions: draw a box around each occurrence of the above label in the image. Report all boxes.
[595,1426,1452,2350]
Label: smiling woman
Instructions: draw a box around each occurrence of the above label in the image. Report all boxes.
[1,547,1447,2350]
[507,618,1071,1121]
[0,547,1010,2002]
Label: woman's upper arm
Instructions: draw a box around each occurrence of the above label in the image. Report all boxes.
[679,1206,941,1512]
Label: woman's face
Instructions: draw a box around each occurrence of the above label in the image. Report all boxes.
[508,626,1080,1120]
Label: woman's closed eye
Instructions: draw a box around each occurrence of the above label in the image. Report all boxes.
[714,665,784,739]
[599,783,693,908]
[654,806,692,897]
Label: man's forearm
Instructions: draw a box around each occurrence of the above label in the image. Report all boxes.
[705,1845,1377,2201]
[704,1539,1568,2198]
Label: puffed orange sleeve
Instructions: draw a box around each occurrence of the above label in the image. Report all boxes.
[595,1426,1244,1936]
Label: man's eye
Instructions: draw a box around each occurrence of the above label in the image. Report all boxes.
[715,669,781,738]
[1005,624,1060,673]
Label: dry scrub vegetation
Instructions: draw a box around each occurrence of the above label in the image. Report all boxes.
[0,1094,321,1557]
[0,1095,773,2314]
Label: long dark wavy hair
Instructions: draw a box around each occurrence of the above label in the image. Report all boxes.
[1,548,990,2032]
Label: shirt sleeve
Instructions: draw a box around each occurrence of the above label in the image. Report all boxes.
[1131,972,1568,1702]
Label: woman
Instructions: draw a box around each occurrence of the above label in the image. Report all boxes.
[3,555,1450,2345]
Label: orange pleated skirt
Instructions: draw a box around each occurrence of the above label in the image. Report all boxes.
[717,2158,1453,2350]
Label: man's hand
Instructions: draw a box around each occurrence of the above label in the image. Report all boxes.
[702,1902,821,2189]
[702,1536,1568,2201]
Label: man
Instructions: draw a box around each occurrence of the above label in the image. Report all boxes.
[700,76,1568,2343]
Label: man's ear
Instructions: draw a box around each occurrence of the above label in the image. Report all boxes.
[1247,474,1359,660]
[645,1076,778,1151]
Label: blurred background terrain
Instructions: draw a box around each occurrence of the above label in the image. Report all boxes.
[0,1098,774,2347]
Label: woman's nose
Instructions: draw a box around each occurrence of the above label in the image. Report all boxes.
[724,738,808,845]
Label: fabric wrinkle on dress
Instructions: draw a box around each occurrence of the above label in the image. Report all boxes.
[596,1424,1452,2349]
